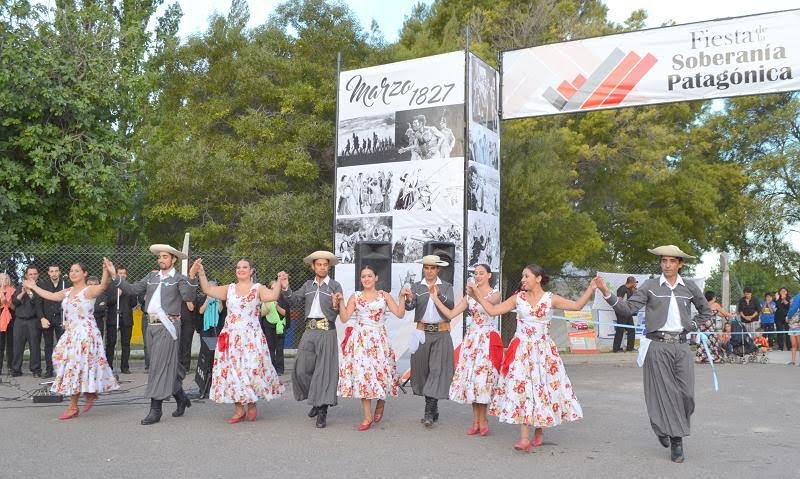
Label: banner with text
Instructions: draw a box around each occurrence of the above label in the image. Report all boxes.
[501,9,800,119]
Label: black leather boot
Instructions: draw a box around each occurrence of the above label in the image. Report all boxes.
[172,389,191,417]
[315,405,328,428]
[670,437,684,463]
[308,406,319,418]
[422,397,434,428]
[141,399,162,425]
[431,398,439,423]
[657,433,670,448]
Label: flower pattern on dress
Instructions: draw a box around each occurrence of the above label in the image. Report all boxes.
[50,287,119,395]
[489,291,583,427]
[337,292,398,399]
[210,283,285,404]
[449,291,501,404]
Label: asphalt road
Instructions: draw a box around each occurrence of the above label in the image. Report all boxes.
[1,352,798,478]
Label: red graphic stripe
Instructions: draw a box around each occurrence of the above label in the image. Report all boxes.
[573,74,586,89]
[581,51,640,109]
[602,53,657,106]
[557,80,578,100]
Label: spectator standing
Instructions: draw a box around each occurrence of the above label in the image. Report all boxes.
[612,276,637,352]
[737,287,760,334]
[774,288,792,351]
[759,293,776,348]
[0,273,16,375]
[11,265,44,377]
[105,267,138,374]
[38,264,67,378]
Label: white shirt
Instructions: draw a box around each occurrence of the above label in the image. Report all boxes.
[660,273,685,332]
[309,276,330,319]
[422,277,444,324]
[147,268,175,316]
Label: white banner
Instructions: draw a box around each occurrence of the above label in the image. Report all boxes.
[502,9,800,119]
[338,52,465,121]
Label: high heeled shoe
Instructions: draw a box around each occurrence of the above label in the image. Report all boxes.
[373,400,385,423]
[513,440,532,453]
[83,393,97,413]
[467,423,480,435]
[59,407,79,420]
[227,411,246,424]
[479,422,490,436]
[357,419,373,431]
[246,404,257,422]
[532,429,544,447]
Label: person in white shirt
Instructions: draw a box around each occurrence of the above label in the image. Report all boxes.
[595,245,712,464]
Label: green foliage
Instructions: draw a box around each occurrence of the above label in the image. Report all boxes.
[136,0,377,252]
[706,259,800,301]
[0,0,177,245]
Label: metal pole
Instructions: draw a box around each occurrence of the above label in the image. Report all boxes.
[332,52,342,273]
[721,252,730,316]
[462,27,471,339]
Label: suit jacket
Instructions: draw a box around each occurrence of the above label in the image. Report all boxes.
[115,270,197,316]
[38,279,67,326]
[12,286,44,321]
[605,275,712,334]
[106,286,138,328]
[281,277,342,322]
[404,279,455,323]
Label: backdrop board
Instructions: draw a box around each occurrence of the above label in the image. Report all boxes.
[501,9,800,119]
[335,51,468,356]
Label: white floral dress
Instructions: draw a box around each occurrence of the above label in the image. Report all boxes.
[449,291,503,404]
[210,283,284,403]
[51,287,119,395]
[489,292,583,426]
[337,292,398,399]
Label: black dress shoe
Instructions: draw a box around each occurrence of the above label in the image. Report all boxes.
[670,437,684,463]
[32,372,41,378]
[308,406,319,418]
[657,434,670,448]
[11,371,22,377]
[315,406,327,428]
[43,371,55,379]
[120,369,132,374]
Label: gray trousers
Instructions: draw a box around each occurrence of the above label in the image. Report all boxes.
[643,340,694,438]
[144,320,185,400]
[292,328,338,407]
[410,330,454,400]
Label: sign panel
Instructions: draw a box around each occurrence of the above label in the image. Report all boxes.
[502,9,800,118]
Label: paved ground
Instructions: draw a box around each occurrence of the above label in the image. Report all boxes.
[1,352,798,478]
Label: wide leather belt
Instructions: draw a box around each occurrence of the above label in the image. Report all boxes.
[306,318,334,331]
[147,314,180,325]
[417,322,450,333]
[646,331,687,344]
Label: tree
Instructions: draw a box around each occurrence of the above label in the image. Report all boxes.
[137,0,379,254]
[0,0,179,245]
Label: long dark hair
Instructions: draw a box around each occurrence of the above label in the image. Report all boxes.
[474,263,494,287]
[524,263,550,286]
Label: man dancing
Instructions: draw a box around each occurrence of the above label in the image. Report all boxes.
[110,243,198,425]
[595,245,711,463]
[279,251,343,428]
[400,255,455,427]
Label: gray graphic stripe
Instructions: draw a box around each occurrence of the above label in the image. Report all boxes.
[562,48,625,111]
[543,87,567,110]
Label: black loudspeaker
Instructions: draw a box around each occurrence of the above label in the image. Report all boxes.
[423,241,456,285]
[355,241,392,292]
[194,336,217,398]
